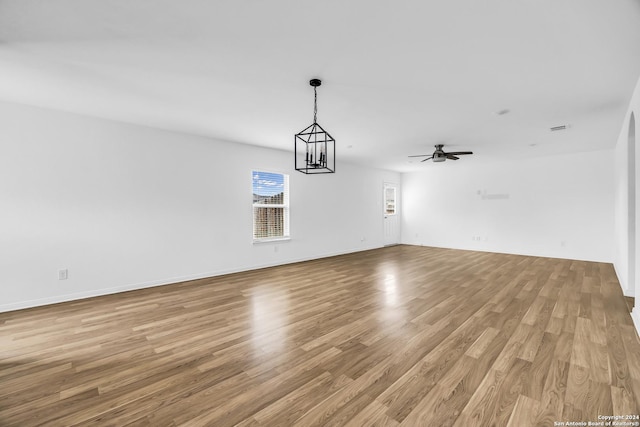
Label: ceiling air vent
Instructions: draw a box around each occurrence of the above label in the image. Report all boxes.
[550,125,568,132]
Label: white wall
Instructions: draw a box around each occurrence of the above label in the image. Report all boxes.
[401,150,614,263]
[613,75,640,332]
[0,101,399,312]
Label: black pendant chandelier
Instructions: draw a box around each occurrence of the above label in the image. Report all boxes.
[295,78,335,174]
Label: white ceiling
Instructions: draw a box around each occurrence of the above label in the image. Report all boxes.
[1,0,640,172]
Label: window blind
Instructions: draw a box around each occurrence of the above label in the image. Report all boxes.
[252,171,289,241]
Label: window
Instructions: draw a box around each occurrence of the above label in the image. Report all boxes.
[385,185,396,215]
[252,171,289,241]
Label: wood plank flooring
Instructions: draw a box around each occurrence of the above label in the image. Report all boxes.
[1,245,640,426]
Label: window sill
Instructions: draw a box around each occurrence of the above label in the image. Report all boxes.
[253,237,291,244]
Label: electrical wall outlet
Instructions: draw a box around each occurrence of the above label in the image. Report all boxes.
[58,269,68,280]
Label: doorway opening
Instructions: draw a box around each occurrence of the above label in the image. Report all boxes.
[629,111,636,308]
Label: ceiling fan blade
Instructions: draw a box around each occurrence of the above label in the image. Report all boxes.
[408,154,430,157]
[446,151,473,155]
[420,156,433,162]
[446,155,460,160]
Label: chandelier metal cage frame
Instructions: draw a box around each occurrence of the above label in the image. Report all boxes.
[295,79,335,174]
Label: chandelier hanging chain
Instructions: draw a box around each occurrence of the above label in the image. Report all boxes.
[313,86,318,124]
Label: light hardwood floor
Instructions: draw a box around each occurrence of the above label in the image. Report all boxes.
[1,245,640,426]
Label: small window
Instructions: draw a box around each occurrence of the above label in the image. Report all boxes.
[385,186,396,215]
[252,171,290,241]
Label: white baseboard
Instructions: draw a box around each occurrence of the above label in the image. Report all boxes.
[0,244,381,314]
[0,275,203,313]
[613,262,635,297]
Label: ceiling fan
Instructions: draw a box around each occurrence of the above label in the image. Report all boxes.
[409,144,473,163]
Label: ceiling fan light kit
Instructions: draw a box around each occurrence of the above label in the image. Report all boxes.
[295,79,336,174]
[408,144,473,163]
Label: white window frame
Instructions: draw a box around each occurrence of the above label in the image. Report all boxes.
[252,170,290,243]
